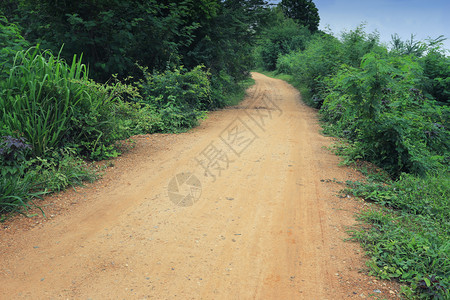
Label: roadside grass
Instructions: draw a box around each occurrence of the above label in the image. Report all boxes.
[325,116,450,298]
[0,147,99,221]
[345,172,449,299]
[224,77,256,107]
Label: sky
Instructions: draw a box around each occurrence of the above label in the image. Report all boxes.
[269,0,450,51]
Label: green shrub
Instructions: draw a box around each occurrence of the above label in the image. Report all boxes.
[0,136,43,217]
[0,46,140,160]
[114,101,160,135]
[1,47,83,156]
[278,33,343,108]
[0,136,31,177]
[0,15,29,79]
[340,24,383,68]
[27,148,98,193]
[0,135,99,216]
[321,53,449,176]
[420,50,450,105]
[258,19,311,71]
[0,171,45,218]
[138,65,211,132]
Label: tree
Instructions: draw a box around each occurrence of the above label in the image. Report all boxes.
[3,0,272,83]
[184,0,271,80]
[279,0,319,32]
[257,11,311,70]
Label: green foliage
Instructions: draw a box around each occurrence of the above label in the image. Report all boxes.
[137,63,254,134]
[390,34,427,57]
[186,0,271,81]
[0,46,155,217]
[114,101,160,136]
[223,77,256,107]
[279,33,343,107]
[0,147,98,218]
[0,171,46,218]
[1,47,87,156]
[420,50,450,105]
[274,25,385,109]
[0,15,29,79]
[5,0,269,84]
[0,46,145,160]
[0,137,98,218]
[256,14,311,71]
[140,65,213,110]
[347,173,449,299]
[279,0,320,32]
[390,34,450,105]
[210,70,239,108]
[0,136,32,177]
[138,65,211,133]
[321,53,448,176]
[340,25,382,68]
[8,0,202,82]
[27,148,99,193]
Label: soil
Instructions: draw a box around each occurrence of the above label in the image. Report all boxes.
[0,73,402,299]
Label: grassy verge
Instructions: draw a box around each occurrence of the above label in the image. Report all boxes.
[225,77,256,107]
[0,145,99,221]
[324,107,449,298]
[343,171,449,299]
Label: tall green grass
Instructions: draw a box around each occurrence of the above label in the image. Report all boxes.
[0,47,121,218]
[0,46,134,160]
[0,47,88,156]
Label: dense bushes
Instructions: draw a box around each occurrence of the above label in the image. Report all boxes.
[0,16,29,79]
[277,33,343,107]
[2,0,206,82]
[0,47,136,215]
[275,26,384,109]
[1,0,270,84]
[255,14,311,71]
[273,26,449,178]
[0,47,140,159]
[138,66,211,132]
[321,53,448,176]
[421,50,450,105]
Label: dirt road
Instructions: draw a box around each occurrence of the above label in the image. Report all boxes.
[0,73,400,299]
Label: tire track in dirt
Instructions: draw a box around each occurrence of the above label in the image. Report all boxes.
[0,73,401,299]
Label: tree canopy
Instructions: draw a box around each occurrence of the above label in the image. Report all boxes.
[279,0,320,32]
[0,0,273,82]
